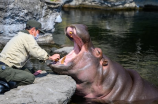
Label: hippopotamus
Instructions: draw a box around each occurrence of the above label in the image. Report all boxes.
[48,24,158,103]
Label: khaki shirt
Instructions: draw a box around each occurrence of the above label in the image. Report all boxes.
[0,32,49,68]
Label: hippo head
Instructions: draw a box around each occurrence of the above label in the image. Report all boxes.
[49,24,109,95]
[49,24,158,103]
[49,24,107,70]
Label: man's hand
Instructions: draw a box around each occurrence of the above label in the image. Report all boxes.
[49,54,60,62]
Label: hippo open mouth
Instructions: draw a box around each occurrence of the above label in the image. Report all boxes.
[58,26,84,65]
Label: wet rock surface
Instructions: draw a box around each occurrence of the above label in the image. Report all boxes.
[37,33,54,44]
[63,0,158,10]
[0,33,55,47]
[52,47,73,57]
[0,72,76,104]
[63,0,137,9]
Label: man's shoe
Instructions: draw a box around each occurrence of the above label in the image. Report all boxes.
[0,80,10,94]
[8,81,17,89]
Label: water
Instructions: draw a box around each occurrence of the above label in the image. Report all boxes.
[52,8,158,104]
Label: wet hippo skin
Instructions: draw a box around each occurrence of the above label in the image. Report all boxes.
[48,24,158,103]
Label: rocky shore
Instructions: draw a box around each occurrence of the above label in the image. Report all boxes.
[63,0,158,10]
[0,72,76,104]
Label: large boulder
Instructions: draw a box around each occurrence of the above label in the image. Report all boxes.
[52,47,73,57]
[0,33,55,46]
[37,33,55,45]
[0,73,76,104]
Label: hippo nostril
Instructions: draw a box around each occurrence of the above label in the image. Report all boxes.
[102,60,108,66]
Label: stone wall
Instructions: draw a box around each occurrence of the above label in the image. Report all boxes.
[0,0,62,37]
[0,73,76,104]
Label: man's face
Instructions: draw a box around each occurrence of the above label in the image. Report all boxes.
[32,28,40,37]
[35,30,40,36]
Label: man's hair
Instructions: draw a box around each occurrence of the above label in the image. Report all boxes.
[25,25,33,30]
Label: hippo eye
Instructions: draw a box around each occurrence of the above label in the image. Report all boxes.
[102,60,108,66]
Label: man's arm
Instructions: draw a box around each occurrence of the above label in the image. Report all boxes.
[24,35,60,61]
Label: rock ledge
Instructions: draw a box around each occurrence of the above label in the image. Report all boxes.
[0,73,76,104]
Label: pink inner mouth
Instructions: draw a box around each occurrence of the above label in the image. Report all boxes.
[58,27,83,65]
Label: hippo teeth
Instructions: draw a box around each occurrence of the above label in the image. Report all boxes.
[61,56,66,64]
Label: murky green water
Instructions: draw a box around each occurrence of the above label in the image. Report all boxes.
[53,8,158,104]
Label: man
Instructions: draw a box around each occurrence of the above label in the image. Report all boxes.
[0,20,60,88]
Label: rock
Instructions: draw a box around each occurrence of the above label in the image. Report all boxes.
[0,0,66,37]
[0,36,10,45]
[51,47,58,52]
[37,33,55,44]
[124,2,136,8]
[45,0,61,4]
[54,47,73,53]
[63,0,158,10]
[63,0,137,9]
[45,0,62,8]
[0,43,3,50]
[55,14,62,23]
[0,32,55,46]
[52,47,73,57]
[0,73,76,104]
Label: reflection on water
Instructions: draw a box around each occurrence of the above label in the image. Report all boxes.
[53,8,158,104]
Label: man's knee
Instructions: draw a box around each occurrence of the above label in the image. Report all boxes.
[12,70,35,85]
[26,73,35,84]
